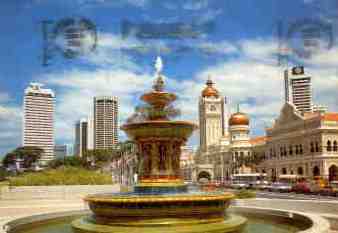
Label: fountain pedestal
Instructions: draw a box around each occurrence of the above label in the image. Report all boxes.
[72,57,247,233]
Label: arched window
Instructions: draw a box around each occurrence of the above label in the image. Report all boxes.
[297,167,304,175]
[327,140,332,152]
[299,144,303,154]
[310,142,314,153]
[334,141,338,152]
[289,145,293,155]
[295,145,299,155]
[315,142,320,152]
[282,168,287,174]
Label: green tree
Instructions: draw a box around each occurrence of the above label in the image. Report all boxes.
[2,146,43,168]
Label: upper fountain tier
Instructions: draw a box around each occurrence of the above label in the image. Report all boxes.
[140,56,177,121]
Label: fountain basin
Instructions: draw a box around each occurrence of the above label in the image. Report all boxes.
[5,207,329,233]
[73,191,245,233]
[83,192,234,221]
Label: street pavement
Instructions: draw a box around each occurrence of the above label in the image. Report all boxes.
[256,190,338,201]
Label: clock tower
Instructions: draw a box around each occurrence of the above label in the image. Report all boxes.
[199,78,227,152]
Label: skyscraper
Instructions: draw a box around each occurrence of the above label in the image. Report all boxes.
[284,66,313,114]
[23,83,55,165]
[74,118,94,157]
[199,78,227,152]
[94,96,119,150]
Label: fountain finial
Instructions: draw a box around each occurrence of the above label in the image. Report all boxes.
[153,56,165,92]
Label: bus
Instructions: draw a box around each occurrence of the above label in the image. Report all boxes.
[230,173,268,189]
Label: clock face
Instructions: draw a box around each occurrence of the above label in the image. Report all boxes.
[209,104,216,111]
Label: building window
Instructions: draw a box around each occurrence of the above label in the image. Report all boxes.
[289,145,293,155]
[310,142,314,153]
[315,142,320,152]
[334,141,338,152]
[299,144,303,154]
[295,145,299,155]
[282,168,287,174]
[327,140,332,152]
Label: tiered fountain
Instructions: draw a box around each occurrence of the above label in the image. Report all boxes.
[71,57,247,233]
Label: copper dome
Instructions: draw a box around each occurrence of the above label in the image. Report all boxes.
[202,78,219,98]
[229,112,249,126]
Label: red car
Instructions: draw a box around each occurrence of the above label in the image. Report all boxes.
[292,182,311,194]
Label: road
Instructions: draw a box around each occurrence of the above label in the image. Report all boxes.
[255,190,338,201]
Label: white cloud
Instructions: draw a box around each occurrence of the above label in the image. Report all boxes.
[304,46,338,68]
[197,41,238,55]
[42,35,338,150]
[43,68,156,144]
[183,0,209,10]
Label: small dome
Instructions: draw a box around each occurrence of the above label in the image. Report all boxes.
[229,112,249,126]
[202,78,219,98]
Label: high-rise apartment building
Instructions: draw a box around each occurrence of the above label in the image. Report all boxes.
[94,96,118,150]
[74,118,94,157]
[284,66,313,114]
[23,83,55,165]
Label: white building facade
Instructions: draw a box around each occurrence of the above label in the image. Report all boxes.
[94,96,119,150]
[23,83,55,165]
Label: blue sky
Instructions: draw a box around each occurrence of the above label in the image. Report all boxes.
[0,0,338,156]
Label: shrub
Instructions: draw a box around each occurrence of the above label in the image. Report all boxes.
[8,167,113,186]
[234,190,256,199]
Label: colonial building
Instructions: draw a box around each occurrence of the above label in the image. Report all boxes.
[194,79,259,182]
[257,102,338,182]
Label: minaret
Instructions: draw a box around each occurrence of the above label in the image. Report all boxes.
[199,77,227,152]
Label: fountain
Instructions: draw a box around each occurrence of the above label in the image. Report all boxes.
[71,56,247,233]
[5,58,328,233]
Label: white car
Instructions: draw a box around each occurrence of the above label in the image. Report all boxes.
[230,181,249,189]
[268,182,292,192]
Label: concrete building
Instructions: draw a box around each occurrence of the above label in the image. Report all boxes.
[74,118,94,157]
[54,144,72,159]
[284,66,313,114]
[257,102,338,182]
[23,83,55,165]
[94,96,119,150]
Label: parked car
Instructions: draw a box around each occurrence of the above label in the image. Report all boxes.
[230,180,249,189]
[268,182,292,192]
[292,180,321,194]
[253,180,270,190]
[330,181,338,197]
[292,182,311,194]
